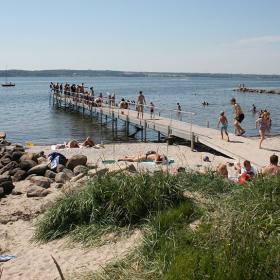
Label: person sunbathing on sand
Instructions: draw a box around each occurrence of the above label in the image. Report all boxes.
[118,151,167,163]
[262,155,280,176]
[66,136,95,148]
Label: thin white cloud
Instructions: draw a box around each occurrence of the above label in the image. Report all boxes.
[221,35,280,48]
[237,35,280,45]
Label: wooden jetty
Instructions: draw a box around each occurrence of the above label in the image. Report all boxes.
[52,91,280,168]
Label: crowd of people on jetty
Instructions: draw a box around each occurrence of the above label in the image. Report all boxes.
[50,82,274,149]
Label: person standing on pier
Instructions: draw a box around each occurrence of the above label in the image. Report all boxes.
[137,91,146,118]
[256,111,270,149]
[176,102,182,120]
[230,98,245,136]
[217,111,230,142]
[150,102,155,119]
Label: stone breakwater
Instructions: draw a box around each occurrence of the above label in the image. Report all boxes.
[0,135,136,199]
[233,87,280,95]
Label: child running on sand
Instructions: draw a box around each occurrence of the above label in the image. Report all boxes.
[217,111,230,142]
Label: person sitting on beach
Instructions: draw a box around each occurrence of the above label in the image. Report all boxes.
[66,136,95,148]
[216,164,229,179]
[235,160,256,184]
[217,111,230,142]
[230,98,245,136]
[262,155,280,176]
[118,151,167,163]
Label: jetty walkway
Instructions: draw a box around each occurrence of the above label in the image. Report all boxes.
[52,91,280,168]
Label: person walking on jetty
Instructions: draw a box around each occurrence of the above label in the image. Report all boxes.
[256,111,270,149]
[150,102,155,119]
[177,102,182,120]
[137,91,146,118]
[217,111,230,142]
[230,98,245,136]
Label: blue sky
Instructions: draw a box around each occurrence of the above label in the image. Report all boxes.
[1,0,280,74]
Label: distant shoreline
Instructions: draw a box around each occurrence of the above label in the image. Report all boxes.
[1,69,280,79]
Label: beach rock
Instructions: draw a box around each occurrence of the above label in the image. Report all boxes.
[30,176,52,188]
[88,167,109,177]
[25,174,36,180]
[44,170,57,179]
[0,161,19,175]
[56,164,65,173]
[11,151,24,161]
[0,175,14,194]
[27,163,49,176]
[9,167,22,176]
[19,160,37,171]
[20,153,38,163]
[26,186,51,197]
[37,156,47,164]
[55,172,70,184]
[73,165,88,176]
[1,157,11,166]
[12,169,27,182]
[52,182,64,189]
[70,173,86,182]
[62,168,74,179]
[86,163,98,169]
[66,155,87,170]
[0,187,4,198]
[11,189,23,195]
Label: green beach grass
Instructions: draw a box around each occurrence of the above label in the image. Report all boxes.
[35,171,280,279]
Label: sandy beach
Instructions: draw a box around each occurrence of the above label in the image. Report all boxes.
[1,136,280,279]
[0,141,234,280]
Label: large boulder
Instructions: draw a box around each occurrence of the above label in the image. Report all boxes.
[0,161,19,175]
[62,168,74,179]
[27,163,49,176]
[30,176,52,188]
[20,153,38,163]
[1,157,11,166]
[55,172,70,184]
[73,165,88,176]
[0,132,6,139]
[44,170,57,179]
[66,155,87,170]
[12,169,27,182]
[9,167,22,176]
[26,186,51,197]
[19,160,37,171]
[56,164,65,173]
[0,175,14,194]
[11,151,24,161]
[0,187,4,198]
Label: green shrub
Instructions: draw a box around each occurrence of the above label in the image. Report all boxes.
[35,172,186,241]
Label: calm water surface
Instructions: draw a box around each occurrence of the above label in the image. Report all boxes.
[0,76,280,144]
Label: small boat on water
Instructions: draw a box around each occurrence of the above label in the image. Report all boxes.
[1,68,15,87]
[2,82,15,87]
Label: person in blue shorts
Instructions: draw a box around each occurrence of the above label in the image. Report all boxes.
[217,111,230,142]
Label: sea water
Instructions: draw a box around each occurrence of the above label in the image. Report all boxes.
[0,75,280,144]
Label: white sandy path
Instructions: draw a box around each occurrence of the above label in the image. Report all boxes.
[1,220,141,280]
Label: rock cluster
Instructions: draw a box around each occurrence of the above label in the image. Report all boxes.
[0,138,89,198]
[234,87,280,95]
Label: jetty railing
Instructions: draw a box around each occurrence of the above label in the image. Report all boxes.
[52,90,197,146]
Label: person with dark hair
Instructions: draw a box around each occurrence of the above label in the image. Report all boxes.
[262,155,280,176]
[137,91,146,118]
[230,98,245,136]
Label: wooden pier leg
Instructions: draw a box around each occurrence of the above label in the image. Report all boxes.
[144,121,147,142]
[141,126,144,141]
[90,106,93,119]
[126,116,129,136]
[158,131,161,142]
[64,95,66,111]
[105,115,108,125]
[115,118,118,138]
[191,132,195,151]
[101,112,103,125]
